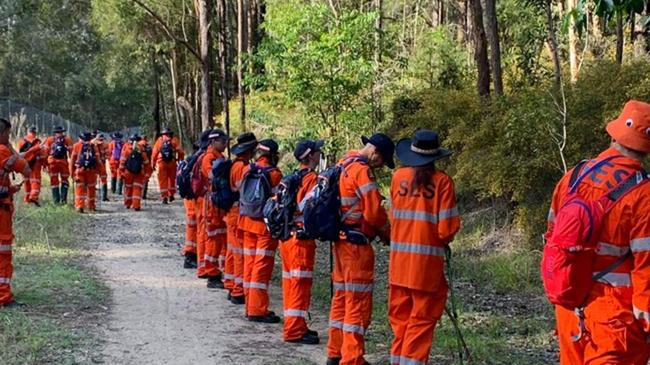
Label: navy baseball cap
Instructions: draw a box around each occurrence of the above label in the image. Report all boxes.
[361,133,395,169]
[293,139,324,161]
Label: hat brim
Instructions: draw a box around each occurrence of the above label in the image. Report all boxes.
[606,120,650,153]
[361,136,395,169]
[231,141,258,155]
[314,139,325,152]
[395,139,452,167]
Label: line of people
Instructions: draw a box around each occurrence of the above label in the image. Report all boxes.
[178,127,460,365]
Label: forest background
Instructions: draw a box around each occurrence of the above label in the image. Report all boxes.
[2,0,650,363]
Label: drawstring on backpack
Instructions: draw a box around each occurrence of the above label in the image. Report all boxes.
[444,245,472,364]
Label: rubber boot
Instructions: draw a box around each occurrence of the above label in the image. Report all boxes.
[52,188,61,204]
[60,183,69,205]
[111,177,117,194]
[102,184,109,202]
[142,181,148,200]
[117,179,123,195]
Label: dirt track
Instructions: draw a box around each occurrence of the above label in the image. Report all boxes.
[85,182,327,365]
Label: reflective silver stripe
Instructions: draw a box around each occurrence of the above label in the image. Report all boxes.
[357,182,378,195]
[392,209,438,224]
[243,281,268,290]
[284,309,308,317]
[547,209,555,222]
[228,246,244,254]
[184,240,197,247]
[186,220,197,226]
[223,273,235,280]
[207,228,227,237]
[0,245,11,252]
[346,212,363,220]
[438,207,459,220]
[333,282,374,292]
[204,255,218,263]
[391,242,445,256]
[234,277,243,284]
[631,237,650,253]
[0,277,11,284]
[244,248,275,257]
[634,306,650,322]
[133,183,144,188]
[390,354,426,365]
[596,242,629,257]
[342,323,365,335]
[282,270,313,279]
[341,197,360,206]
[329,320,344,329]
[593,272,631,287]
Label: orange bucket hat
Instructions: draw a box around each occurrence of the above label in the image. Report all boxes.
[606,100,650,154]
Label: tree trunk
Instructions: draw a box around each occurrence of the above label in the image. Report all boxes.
[544,0,562,88]
[439,0,445,25]
[218,0,231,142]
[616,11,624,64]
[169,50,185,143]
[567,0,578,82]
[237,0,248,132]
[469,0,490,96]
[152,51,161,137]
[372,0,383,125]
[197,0,214,130]
[483,0,503,95]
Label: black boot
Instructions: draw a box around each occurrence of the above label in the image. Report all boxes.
[117,179,123,195]
[142,182,148,200]
[102,184,109,202]
[162,197,169,205]
[168,195,175,202]
[326,358,341,365]
[286,332,320,345]
[183,252,197,269]
[230,295,245,305]
[111,177,117,194]
[52,188,61,204]
[247,311,281,323]
[207,276,225,289]
[60,183,69,205]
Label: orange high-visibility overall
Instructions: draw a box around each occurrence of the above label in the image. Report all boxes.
[201,146,227,279]
[108,139,123,182]
[182,198,197,255]
[93,138,109,185]
[388,167,460,365]
[17,132,45,203]
[280,166,318,341]
[119,141,150,210]
[0,146,28,305]
[152,135,184,199]
[225,157,249,298]
[548,147,650,365]
[44,134,73,192]
[70,141,100,210]
[239,156,282,316]
[327,151,390,365]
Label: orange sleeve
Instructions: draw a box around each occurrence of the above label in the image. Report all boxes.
[436,174,460,243]
[355,165,389,235]
[1,147,28,175]
[270,168,283,188]
[119,144,130,170]
[200,152,213,179]
[174,137,185,160]
[630,189,650,332]
[546,172,571,238]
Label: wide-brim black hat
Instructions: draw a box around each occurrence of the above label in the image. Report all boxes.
[362,133,395,169]
[395,130,452,167]
[53,126,67,133]
[161,128,173,135]
[80,132,93,142]
[112,132,124,139]
[232,132,258,155]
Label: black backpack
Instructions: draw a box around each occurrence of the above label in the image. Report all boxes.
[124,143,143,174]
[51,135,68,159]
[176,150,203,199]
[302,157,366,241]
[161,139,174,162]
[210,158,238,210]
[77,142,97,169]
[263,169,311,241]
[239,164,277,218]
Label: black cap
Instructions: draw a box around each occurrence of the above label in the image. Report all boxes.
[28,126,37,133]
[198,129,213,149]
[294,139,324,161]
[396,130,452,167]
[361,133,395,169]
[258,139,279,155]
[232,132,258,155]
[80,132,93,142]
[130,133,142,142]
[53,126,66,134]
[208,129,230,141]
[112,132,124,139]
[161,127,174,135]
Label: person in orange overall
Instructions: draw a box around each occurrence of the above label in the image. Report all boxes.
[70,132,101,213]
[240,139,283,323]
[151,128,184,204]
[388,130,460,365]
[224,132,258,305]
[141,136,154,200]
[92,132,110,202]
[280,139,323,345]
[327,133,393,365]
[119,134,151,211]
[0,118,31,307]
[16,126,46,206]
[108,132,125,195]
[43,126,73,204]
[200,129,230,289]
[182,140,202,270]
[548,100,650,365]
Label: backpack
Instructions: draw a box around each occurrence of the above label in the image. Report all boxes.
[239,164,277,218]
[19,138,33,153]
[263,169,311,241]
[144,142,153,159]
[112,140,123,161]
[176,151,203,199]
[124,142,143,174]
[161,139,175,162]
[77,142,97,169]
[210,158,238,210]
[302,157,366,241]
[190,152,209,198]
[541,156,649,310]
[51,135,68,159]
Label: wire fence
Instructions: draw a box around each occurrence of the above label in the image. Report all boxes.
[0,97,140,141]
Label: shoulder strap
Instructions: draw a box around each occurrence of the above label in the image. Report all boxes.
[602,169,649,207]
[592,250,632,282]
[569,160,588,187]
[569,155,623,193]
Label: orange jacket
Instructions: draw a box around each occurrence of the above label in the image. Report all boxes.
[548,147,650,331]
[17,132,46,165]
[202,146,228,227]
[338,151,390,240]
[151,135,184,166]
[43,134,73,163]
[119,141,152,176]
[93,138,109,164]
[226,156,250,221]
[294,165,318,226]
[0,145,28,207]
[238,156,282,235]
[389,167,460,292]
[70,140,101,174]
